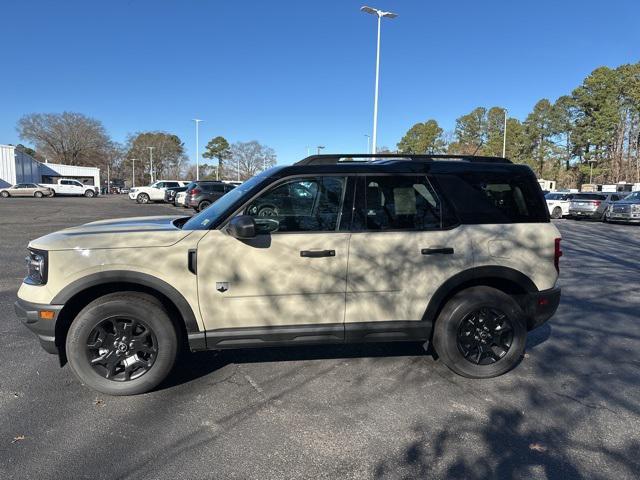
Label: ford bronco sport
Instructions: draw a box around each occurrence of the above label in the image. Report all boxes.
[15,154,562,395]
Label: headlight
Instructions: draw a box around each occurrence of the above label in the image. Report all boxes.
[24,248,48,285]
[632,204,640,213]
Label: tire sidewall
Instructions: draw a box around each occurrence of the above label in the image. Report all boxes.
[84,190,95,198]
[66,295,177,395]
[1,191,9,197]
[34,191,43,198]
[434,288,527,378]
[552,207,562,219]
[199,201,211,211]
[137,193,149,204]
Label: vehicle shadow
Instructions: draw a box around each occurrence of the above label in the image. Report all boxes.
[159,341,429,391]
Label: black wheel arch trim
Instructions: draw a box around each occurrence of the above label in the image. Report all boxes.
[51,271,201,333]
[422,266,539,325]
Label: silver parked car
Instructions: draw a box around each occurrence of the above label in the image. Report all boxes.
[0,183,53,198]
[568,192,624,220]
[604,191,640,224]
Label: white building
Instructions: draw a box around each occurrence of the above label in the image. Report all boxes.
[0,144,100,188]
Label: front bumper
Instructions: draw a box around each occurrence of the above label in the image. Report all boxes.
[607,212,640,223]
[523,287,561,331]
[128,192,137,200]
[14,298,63,354]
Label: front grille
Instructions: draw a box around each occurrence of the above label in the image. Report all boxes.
[613,205,630,213]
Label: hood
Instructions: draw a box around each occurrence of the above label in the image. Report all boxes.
[29,216,193,251]
[613,199,640,205]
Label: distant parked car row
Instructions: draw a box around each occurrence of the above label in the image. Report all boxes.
[129,179,239,212]
[545,191,640,223]
[1,180,98,198]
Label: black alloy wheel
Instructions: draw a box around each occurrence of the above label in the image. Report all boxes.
[456,307,514,365]
[86,316,158,381]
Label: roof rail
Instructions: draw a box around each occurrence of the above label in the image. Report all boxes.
[295,153,511,165]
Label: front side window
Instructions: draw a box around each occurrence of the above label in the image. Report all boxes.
[352,175,453,231]
[245,176,346,233]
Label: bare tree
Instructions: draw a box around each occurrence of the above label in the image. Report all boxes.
[229,141,277,181]
[17,112,112,166]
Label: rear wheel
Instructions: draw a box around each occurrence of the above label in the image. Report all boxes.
[198,200,211,211]
[137,193,150,204]
[84,189,95,198]
[433,286,526,378]
[551,206,562,219]
[66,292,178,395]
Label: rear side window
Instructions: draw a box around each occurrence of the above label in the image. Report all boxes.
[165,182,180,188]
[432,171,548,224]
[573,193,605,200]
[352,175,456,231]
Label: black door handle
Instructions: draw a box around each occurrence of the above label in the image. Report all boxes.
[421,247,454,255]
[300,250,336,258]
[188,249,197,274]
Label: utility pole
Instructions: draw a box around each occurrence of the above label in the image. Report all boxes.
[192,119,203,181]
[147,147,155,183]
[589,159,597,184]
[317,145,325,155]
[107,164,110,195]
[502,109,508,158]
[131,158,136,188]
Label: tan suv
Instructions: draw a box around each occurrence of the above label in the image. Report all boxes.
[15,154,562,395]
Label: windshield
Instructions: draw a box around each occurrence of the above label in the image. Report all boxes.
[623,191,640,201]
[183,169,279,230]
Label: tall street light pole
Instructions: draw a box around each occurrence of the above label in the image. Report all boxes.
[502,109,508,158]
[131,159,136,188]
[361,6,397,155]
[147,147,155,183]
[589,159,597,184]
[317,145,325,155]
[192,119,203,181]
[365,134,371,154]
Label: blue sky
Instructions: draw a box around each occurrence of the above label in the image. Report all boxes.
[1,0,638,165]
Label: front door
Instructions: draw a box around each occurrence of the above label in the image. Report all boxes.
[196,176,351,339]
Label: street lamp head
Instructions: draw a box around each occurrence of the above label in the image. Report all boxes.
[317,146,325,150]
[360,6,398,18]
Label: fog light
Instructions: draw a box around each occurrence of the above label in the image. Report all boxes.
[538,297,549,306]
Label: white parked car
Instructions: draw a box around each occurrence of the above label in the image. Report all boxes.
[40,179,99,197]
[175,190,188,207]
[545,192,574,219]
[128,180,189,204]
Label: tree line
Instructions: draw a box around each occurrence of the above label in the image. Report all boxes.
[14,112,277,185]
[397,62,640,188]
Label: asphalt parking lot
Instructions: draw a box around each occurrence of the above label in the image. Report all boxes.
[1,195,639,479]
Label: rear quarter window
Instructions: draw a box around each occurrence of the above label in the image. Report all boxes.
[432,170,548,224]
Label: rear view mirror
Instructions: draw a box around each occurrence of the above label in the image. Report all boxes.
[228,215,256,239]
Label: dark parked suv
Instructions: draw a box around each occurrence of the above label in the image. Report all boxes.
[187,181,236,212]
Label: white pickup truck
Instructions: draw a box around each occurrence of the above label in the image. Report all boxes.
[40,179,99,197]
[128,180,190,203]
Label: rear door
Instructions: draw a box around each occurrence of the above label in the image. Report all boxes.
[345,175,473,330]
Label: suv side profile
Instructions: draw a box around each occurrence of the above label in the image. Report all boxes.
[15,154,562,395]
[128,180,190,204]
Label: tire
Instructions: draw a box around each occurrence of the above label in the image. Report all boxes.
[551,206,562,219]
[136,193,150,204]
[258,205,278,217]
[34,191,44,198]
[198,200,211,211]
[433,286,527,378]
[84,189,95,198]
[1,191,9,198]
[65,292,178,395]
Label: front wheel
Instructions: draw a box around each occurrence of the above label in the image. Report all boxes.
[136,193,150,204]
[433,286,526,378]
[84,189,95,198]
[34,191,44,198]
[65,292,178,395]
[551,206,562,219]
[1,191,10,198]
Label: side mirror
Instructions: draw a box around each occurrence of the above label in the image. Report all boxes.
[228,215,256,239]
